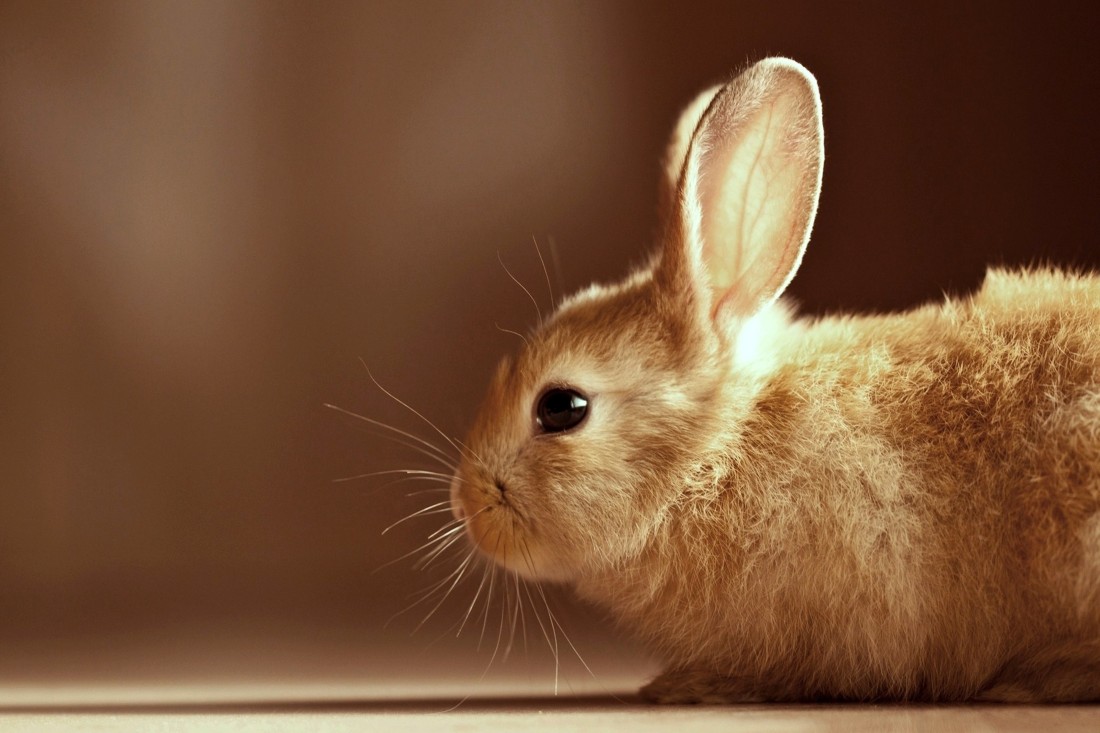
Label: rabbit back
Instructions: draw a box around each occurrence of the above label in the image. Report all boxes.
[585,267,1100,701]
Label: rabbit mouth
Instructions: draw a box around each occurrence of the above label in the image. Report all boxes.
[464,504,525,572]
[449,469,569,580]
[459,485,570,580]
[462,479,521,557]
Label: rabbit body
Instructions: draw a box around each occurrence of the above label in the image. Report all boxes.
[573,268,1100,702]
[449,58,1100,701]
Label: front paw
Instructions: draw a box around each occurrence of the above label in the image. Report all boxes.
[640,668,766,704]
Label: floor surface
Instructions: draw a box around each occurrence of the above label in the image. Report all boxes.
[2,693,1099,733]
[2,676,1099,733]
[1,607,1097,732]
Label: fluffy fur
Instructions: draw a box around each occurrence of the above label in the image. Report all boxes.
[449,58,1100,702]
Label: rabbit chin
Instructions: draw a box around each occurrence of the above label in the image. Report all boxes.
[463,509,575,583]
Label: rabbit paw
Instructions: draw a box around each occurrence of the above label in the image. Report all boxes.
[973,682,1042,703]
[640,668,766,704]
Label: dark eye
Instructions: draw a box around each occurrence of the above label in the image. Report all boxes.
[535,388,589,433]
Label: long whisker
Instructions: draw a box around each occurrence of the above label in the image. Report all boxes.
[518,540,559,694]
[414,530,467,572]
[455,512,499,646]
[534,593,562,696]
[406,562,465,604]
[400,477,457,487]
[380,500,452,536]
[336,475,453,498]
[427,514,467,541]
[359,363,483,466]
[509,515,528,661]
[547,235,564,303]
[324,402,456,467]
[520,579,559,695]
[439,559,505,715]
[405,488,451,497]
[386,548,472,627]
[496,551,513,662]
[374,523,465,573]
[497,250,543,325]
[355,428,457,471]
[477,534,504,651]
[512,538,610,699]
[453,438,484,469]
[532,235,555,310]
[538,581,601,689]
[415,548,478,633]
[335,468,456,484]
[357,475,454,496]
[343,471,446,493]
[495,322,530,349]
[511,564,526,662]
[416,506,489,570]
[457,556,493,638]
[423,502,484,543]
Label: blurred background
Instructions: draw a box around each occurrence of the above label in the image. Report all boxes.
[1,0,1098,701]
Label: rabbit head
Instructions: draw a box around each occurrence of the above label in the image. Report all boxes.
[450,58,824,583]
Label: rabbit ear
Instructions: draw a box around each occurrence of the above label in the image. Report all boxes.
[659,58,823,325]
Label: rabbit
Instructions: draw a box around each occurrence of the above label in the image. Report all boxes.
[447,57,1100,702]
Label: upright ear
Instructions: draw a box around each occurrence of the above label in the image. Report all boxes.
[658,58,823,325]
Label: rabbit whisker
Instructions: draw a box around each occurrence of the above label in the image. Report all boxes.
[411,521,466,567]
[501,565,518,662]
[335,468,454,484]
[324,402,456,469]
[546,234,563,305]
[457,554,493,639]
[514,535,606,696]
[512,559,527,661]
[356,475,454,495]
[532,234,556,310]
[396,476,457,487]
[385,547,471,629]
[497,250,543,326]
[362,428,457,471]
[416,506,486,569]
[477,537,503,651]
[427,510,474,541]
[508,514,528,662]
[405,488,451,497]
[518,539,559,694]
[380,500,453,536]
[374,518,468,574]
[359,362,484,466]
[414,530,468,573]
[415,547,479,633]
[495,322,530,349]
[349,426,455,470]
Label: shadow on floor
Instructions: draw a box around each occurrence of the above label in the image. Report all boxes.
[0,693,647,715]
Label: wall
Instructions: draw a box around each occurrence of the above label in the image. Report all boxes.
[1,1,1097,691]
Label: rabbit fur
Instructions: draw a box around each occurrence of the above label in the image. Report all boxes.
[449,58,1100,702]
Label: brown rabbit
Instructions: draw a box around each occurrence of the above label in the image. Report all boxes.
[448,57,1100,702]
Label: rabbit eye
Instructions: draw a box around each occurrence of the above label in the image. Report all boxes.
[535,388,588,433]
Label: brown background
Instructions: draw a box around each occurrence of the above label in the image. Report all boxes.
[1,1,1098,692]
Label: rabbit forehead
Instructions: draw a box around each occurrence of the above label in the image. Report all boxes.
[533,275,690,379]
